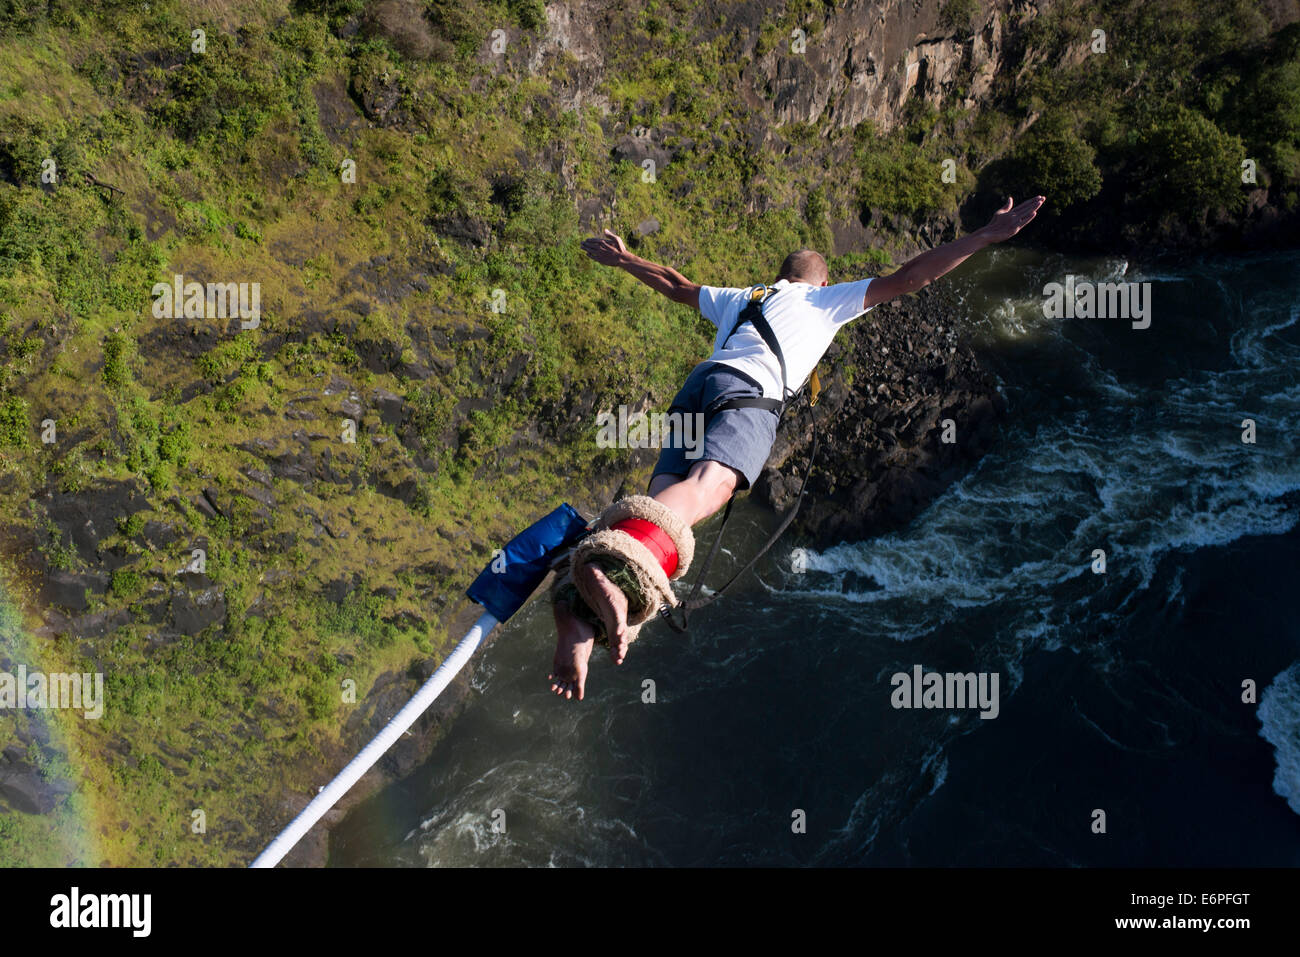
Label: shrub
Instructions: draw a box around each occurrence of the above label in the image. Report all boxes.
[136,754,166,786]
[116,512,146,538]
[0,394,28,447]
[855,130,954,220]
[157,422,193,467]
[1002,117,1102,211]
[302,681,334,720]
[152,31,282,149]
[103,332,132,387]
[1129,104,1245,217]
[939,0,980,37]
[508,0,546,30]
[1229,55,1300,188]
[110,567,143,598]
[144,461,173,492]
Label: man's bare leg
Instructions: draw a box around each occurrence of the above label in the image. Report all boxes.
[648,459,740,526]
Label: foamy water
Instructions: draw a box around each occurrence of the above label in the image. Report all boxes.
[1259,662,1300,815]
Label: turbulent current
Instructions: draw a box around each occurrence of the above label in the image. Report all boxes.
[331,248,1300,867]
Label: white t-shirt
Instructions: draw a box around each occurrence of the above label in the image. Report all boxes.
[697,278,875,399]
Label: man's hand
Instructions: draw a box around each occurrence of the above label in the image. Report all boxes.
[581,229,629,267]
[978,195,1046,244]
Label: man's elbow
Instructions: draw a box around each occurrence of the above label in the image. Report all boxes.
[671,282,701,309]
[894,266,931,298]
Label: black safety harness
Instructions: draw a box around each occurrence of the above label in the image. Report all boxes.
[659,284,821,633]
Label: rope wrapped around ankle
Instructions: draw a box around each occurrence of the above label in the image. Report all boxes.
[549,495,696,645]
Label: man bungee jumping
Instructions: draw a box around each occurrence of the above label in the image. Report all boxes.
[547,195,1046,700]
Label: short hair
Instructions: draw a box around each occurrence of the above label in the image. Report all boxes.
[776,249,828,285]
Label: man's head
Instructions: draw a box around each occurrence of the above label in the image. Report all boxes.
[776,249,829,286]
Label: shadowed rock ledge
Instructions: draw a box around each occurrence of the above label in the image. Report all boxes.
[754,282,1006,547]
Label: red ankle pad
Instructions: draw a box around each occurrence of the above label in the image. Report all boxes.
[611,518,679,577]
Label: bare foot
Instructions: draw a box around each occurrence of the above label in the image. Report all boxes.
[549,599,595,700]
[575,563,630,665]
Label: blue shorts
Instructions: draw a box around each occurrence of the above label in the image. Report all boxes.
[651,362,779,491]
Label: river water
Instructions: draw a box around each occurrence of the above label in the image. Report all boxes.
[331,247,1300,866]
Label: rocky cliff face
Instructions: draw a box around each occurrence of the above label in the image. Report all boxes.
[743,0,1012,132]
[526,0,1022,132]
[485,0,1036,253]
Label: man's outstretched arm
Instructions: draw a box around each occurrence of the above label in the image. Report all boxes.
[863,195,1045,309]
[581,229,701,310]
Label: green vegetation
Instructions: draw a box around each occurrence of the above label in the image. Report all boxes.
[976,0,1294,245]
[998,112,1103,211]
[940,0,980,39]
[854,109,975,223]
[108,567,143,599]
[0,394,28,447]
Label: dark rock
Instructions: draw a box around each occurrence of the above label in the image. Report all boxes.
[413,558,454,578]
[43,479,149,562]
[400,362,434,381]
[34,607,73,639]
[350,68,402,123]
[756,283,1006,546]
[372,388,406,426]
[324,577,356,604]
[612,129,673,171]
[141,520,180,549]
[266,531,298,552]
[359,0,444,61]
[201,487,223,517]
[383,610,425,630]
[179,570,211,590]
[171,588,226,636]
[264,443,317,485]
[429,211,491,247]
[138,597,171,626]
[42,570,108,611]
[312,74,366,146]
[0,767,58,814]
[239,485,275,508]
[377,471,418,503]
[63,608,131,639]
